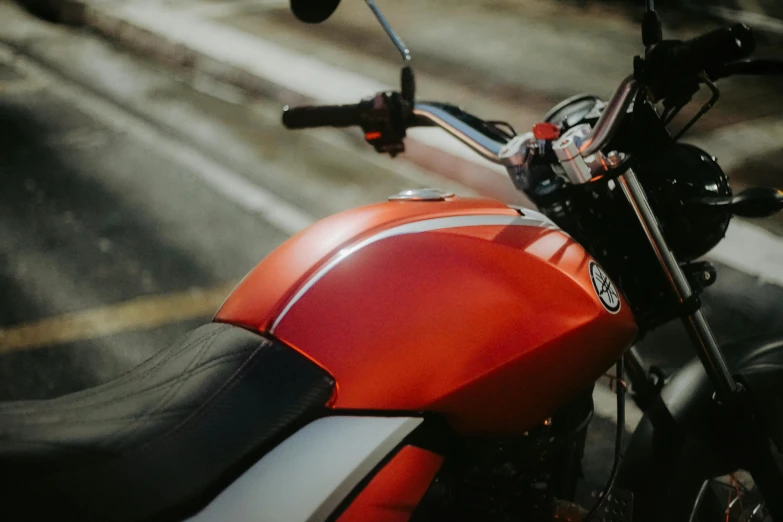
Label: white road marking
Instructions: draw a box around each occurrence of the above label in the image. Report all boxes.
[0,44,315,236]
[305,126,480,196]
[107,3,510,176]
[90,1,783,287]
[116,3,386,103]
[408,127,509,176]
[687,116,783,174]
[6,2,783,429]
[593,382,643,433]
[688,119,783,284]
[709,218,783,287]
[683,2,783,36]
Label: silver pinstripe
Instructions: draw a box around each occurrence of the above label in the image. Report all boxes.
[270,211,558,332]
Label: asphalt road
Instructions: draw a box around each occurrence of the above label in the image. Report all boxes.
[0,1,473,398]
[2,0,783,493]
[0,51,281,397]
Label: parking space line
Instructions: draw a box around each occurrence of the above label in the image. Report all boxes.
[0,283,237,354]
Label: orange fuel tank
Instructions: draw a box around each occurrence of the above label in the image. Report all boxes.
[216,195,637,434]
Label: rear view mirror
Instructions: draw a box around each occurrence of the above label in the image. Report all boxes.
[290,0,341,23]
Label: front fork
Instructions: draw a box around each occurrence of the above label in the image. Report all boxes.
[616,162,783,519]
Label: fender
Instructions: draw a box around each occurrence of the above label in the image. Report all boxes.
[617,337,783,521]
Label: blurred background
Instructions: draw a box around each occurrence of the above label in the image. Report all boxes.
[2,0,783,486]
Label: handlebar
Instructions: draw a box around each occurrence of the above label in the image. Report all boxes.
[685,23,755,76]
[580,76,639,157]
[640,23,755,103]
[412,103,508,164]
[280,86,639,169]
[581,25,756,157]
[282,103,364,129]
[282,97,512,165]
[281,24,773,171]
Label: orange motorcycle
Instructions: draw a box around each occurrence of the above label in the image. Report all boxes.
[3,1,783,521]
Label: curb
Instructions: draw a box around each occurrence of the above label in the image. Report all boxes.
[14,0,85,24]
[59,0,530,206]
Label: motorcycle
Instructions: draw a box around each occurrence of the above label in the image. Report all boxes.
[3,0,783,520]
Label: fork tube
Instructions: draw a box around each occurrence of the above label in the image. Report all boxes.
[617,168,737,402]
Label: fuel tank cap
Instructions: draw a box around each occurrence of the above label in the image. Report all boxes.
[389,188,455,201]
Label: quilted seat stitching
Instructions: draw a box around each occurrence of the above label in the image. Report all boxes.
[107,331,272,446]
[0,327,225,415]
[126,339,270,459]
[0,348,256,421]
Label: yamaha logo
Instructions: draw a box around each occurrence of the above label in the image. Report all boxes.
[589,261,621,314]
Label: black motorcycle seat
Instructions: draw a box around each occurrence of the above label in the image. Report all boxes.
[0,322,335,522]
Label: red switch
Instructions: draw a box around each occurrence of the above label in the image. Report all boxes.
[532,123,561,141]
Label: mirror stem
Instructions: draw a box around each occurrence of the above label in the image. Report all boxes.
[642,8,662,48]
[365,0,412,63]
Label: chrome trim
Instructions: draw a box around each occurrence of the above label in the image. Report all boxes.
[413,103,508,165]
[553,124,595,184]
[543,93,602,123]
[270,213,557,332]
[580,75,639,157]
[617,167,736,400]
[498,132,536,168]
[389,188,455,201]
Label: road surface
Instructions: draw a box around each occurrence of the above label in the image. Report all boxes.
[2,0,783,491]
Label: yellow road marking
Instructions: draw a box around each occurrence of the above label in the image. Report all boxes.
[0,77,46,96]
[0,283,239,354]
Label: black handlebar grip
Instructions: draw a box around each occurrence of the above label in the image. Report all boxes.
[282,104,364,129]
[686,23,755,72]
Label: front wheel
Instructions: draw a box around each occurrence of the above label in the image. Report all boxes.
[694,477,768,522]
[616,337,783,522]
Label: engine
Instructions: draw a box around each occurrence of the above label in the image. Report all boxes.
[411,388,595,521]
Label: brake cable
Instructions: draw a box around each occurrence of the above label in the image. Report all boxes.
[583,357,627,522]
[672,74,720,142]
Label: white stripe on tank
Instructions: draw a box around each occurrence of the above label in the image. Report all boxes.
[186,416,423,522]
